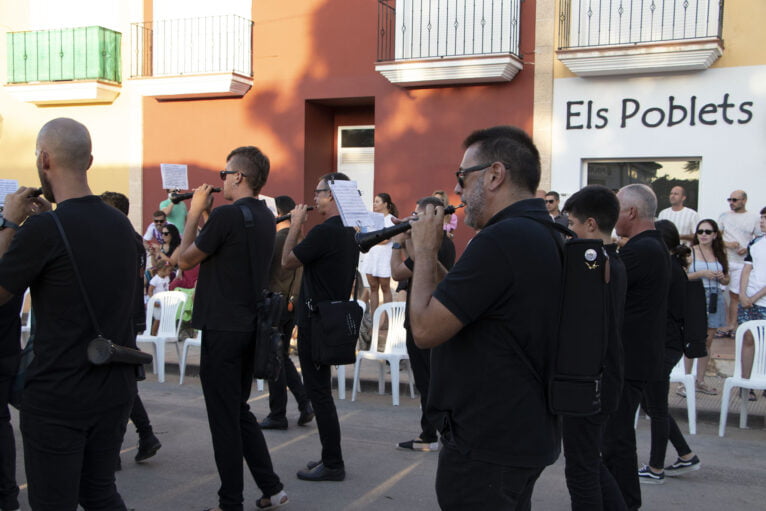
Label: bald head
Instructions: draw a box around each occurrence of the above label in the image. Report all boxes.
[618,184,657,220]
[37,118,92,172]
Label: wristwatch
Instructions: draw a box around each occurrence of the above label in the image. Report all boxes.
[392,242,403,250]
[0,217,20,231]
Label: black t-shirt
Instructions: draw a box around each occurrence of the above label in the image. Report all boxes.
[430,198,562,468]
[293,215,359,327]
[0,294,23,358]
[602,244,626,413]
[664,257,687,360]
[403,232,455,330]
[192,197,275,332]
[0,196,138,418]
[620,230,671,381]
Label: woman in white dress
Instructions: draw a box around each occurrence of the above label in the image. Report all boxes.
[360,193,398,317]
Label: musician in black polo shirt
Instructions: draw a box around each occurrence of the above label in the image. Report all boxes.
[178,146,287,511]
[408,126,562,509]
[281,172,359,482]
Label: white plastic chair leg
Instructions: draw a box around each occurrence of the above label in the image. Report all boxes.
[687,384,697,435]
[719,380,734,437]
[390,360,400,406]
[739,386,749,429]
[336,365,346,400]
[378,363,385,394]
[406,360,415,399]
[179,343,189,385]
[256,379,264,392]
[155,341,165,383]
[351,359,362,401]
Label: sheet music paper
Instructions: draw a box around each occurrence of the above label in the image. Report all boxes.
[160,164,189,190]
[328,180,377,229]
[0,179,19,207]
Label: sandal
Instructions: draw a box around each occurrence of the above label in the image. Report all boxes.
[256,490,289,510]
[715,329,734,338]
[695,381,718,395]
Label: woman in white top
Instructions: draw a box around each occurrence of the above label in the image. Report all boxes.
[360,193,398,317]
[687,219,729,395]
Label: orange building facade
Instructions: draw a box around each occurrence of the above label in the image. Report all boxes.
[139,0,538,249]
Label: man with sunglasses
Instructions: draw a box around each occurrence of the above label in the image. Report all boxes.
[178,146,288,511]
[718,190,760,336]
[408,126,562,509]
[142,210,171,248]
[545,191,569,228]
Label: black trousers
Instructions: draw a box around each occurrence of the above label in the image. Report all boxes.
[563,413,628,511]
[129,392,152,437]
[641,354,691,469]
[0,354,19,511]
[435,441,543,511]
[603,379,645,511]
[297,322,344,469]
[20,401,132,511]
[200,330,283,511]
[405,328,436,442]
[266,314,310,421]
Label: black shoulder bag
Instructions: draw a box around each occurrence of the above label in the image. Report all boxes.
[307,248,362,366]
[50,212,152,369]
[239,204,283,381]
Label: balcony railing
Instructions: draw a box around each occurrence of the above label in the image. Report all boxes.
[558,0,724,50]
[130,15,252,78]
[6,26,121,84]
[377,0,521,62]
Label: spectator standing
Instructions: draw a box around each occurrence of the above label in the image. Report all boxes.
[603,184,670,511]
[718,190,760,336]
[546,191,569,228]
[160,189,188,232]
[657,186,699,245]
[408,126,562,509]
[360,193,397,318]
[686,219,729,396]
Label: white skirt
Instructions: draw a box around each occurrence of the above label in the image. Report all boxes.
[360,243,393,278]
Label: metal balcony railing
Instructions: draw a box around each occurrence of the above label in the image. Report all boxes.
[558,0,724,50]
[130,14,252,78]
[377,0,521,62]
[6,26,121,84]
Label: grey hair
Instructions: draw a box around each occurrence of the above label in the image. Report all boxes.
[619,184,657,219]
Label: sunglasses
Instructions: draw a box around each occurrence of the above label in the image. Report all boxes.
[697,229,715,235]
[455,163,492,188]
[219,170,250,180]
[162,231,170,236]
[727,198,741,202]
[545,199,556,204]
[153,219,165,224]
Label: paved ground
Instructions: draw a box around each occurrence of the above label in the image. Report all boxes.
[8,357,766,511]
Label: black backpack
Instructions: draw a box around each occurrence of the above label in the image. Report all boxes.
[516,218,611,416]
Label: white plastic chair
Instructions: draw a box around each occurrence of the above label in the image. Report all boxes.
[20,288,32,347]
[351,302,414,406]
[670,357,698,435]
[136,291,187,383]
[719,320,766,436]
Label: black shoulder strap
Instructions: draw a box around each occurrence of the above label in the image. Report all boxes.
[238,204,262,299]
[50,212,104,337]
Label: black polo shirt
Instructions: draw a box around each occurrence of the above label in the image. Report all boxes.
[0,196,138,418]
[619,229,670,381]
[293,215,359,327]
[192,197,275,332]
[429,198,562,468]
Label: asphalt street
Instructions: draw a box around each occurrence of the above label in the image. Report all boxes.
[8,373,766,510]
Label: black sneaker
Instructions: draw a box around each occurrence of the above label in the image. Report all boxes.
[664,455,701,476]
[297,407,315,427]
[638,465,665,484]
[397,439,440,452]
[135,433,162,463]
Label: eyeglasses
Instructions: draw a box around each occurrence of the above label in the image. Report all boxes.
[314,188,331,195]
[697,229,715,235]
[727,198,741,202]
[153,219,165,224]
[219,170,250,180]
[455,162,492,188]
[545,199,556,204]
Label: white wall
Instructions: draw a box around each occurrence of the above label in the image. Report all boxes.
[551,65,766,220]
